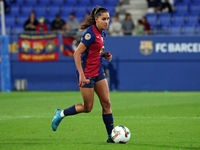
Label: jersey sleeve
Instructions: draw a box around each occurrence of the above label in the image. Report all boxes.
[81,28,95,47]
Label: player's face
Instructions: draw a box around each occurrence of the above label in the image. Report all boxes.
[95,12,110,31]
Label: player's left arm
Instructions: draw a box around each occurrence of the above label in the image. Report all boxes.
[102,51,112,62]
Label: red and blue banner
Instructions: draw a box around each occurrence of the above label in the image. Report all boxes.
[18,34,59,62]
[62,34,81,56]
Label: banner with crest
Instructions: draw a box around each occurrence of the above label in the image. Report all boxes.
[18,34,59,62]
[62,34,81,57]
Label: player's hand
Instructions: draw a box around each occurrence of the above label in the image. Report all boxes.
[104,52,112,62]
[79,74,89,87]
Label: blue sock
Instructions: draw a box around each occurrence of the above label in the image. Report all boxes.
[63,105,77,116]
[103,113,114,135]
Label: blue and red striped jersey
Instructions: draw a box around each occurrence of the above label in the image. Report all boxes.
[76,24,106,78]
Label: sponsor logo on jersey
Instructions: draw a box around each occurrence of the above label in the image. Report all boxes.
[85,33,91,40]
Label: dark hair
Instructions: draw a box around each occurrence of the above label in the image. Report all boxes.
[79,5,109,31]
[138,19,143,24]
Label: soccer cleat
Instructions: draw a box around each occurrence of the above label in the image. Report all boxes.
[107,134,114,143]
[52,109,63,131]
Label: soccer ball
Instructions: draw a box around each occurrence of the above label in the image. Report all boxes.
[111,125,131,144]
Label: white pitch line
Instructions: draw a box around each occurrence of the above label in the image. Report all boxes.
[0,116,199,120]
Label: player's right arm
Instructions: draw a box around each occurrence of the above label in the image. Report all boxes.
[74,43,87,87]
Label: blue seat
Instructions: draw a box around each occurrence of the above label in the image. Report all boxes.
[197,25,200,34]
[158,13,171,26]
[192,0,200,4]
[38,0,51,5]
[106,0,118,6]
[78,0,91,6]
[17,16,28,26]
[175,4,188,14]
[48,6,61,15]
[5,16,16,26]
[13,25,24,33]
[16,0,25,5]
[189,4,200,14]
[146,14,158,26]
[92,0,105,6]
[75,6,88,17]
[46,16,55,25]
[183,25,196,35]
[106,6,115,16]
[169,25,182,35]
[21,6,34,15]
[172,14,185,25]
[52,0,65,5]
[0,26,12,34]
[66,0,78,6]
[10,5,20,15]
[182,0,191,4]
[62,6,74,15]
[186,14,199,25]
[35,6,47,17]
[25,0,38,5]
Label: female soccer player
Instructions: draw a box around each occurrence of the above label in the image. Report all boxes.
[52,6,114,143]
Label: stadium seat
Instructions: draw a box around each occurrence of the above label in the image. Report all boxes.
[182,0,191,4]
[76,16,84,23]
[1,26,12,34]
[172,14,185,25]
[66,0,78,6]
[62,6,74,15]
[169,25,182,35]
[21,6,34,15]
[48,6,61,15]
[45,16,55,25]
[13,25,24,33]
[145,14,158,26]
[197,25,200,34]
[35,6,47,17]
[51,0,65,5]
[38,0,51,6]
[158,13,171,26]
[106,0,119,6]
[16,0,25,5]
[17,16,28,26]
[75,6,88,18]
[106,6,115,16]
[5,16,16,26]
[92,0,105,6]
[192,0,200,4]
[183,25,196,35]
[189,4,200,14]
[24,0,38,5]
[78,0,91,6]
[10,5,20,15]
[175,4,188,14]
[186,14,199,25]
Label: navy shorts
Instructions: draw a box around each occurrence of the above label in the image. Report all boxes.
[76,72,106,88]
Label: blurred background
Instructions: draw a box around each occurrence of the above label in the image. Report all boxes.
[0,0,200,91]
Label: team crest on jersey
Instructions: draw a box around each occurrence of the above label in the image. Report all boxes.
[139,41,153,55]
[85,33,91,40]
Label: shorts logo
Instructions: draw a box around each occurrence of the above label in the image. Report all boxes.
[85,33,91,40]
[139,41,153,55]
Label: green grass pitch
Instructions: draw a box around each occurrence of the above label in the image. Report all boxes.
[0,91,200,150]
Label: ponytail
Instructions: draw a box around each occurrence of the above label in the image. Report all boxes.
[79,6,109,31]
